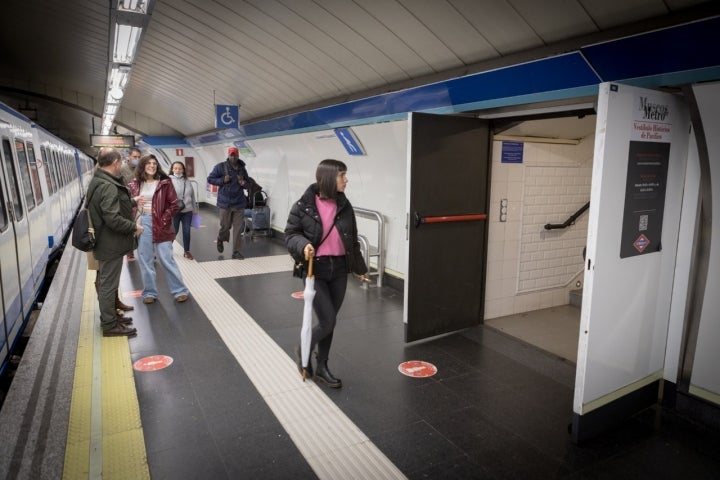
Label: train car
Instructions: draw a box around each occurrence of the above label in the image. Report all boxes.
[0,101,88,375]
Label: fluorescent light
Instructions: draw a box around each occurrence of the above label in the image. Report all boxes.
[104,104,119,116]
[118,0,147,14]
[113,24,142,64]
[109,66,130,89]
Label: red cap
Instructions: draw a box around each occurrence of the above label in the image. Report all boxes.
[228,147,239,155]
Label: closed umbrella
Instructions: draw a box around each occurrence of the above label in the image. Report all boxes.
[300,256,315,380]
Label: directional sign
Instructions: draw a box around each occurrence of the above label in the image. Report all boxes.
[215,104,239,129]
[398,360,437,378]
[334,127,365,156]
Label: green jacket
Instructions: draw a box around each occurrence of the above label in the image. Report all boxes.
[86,168,137,261]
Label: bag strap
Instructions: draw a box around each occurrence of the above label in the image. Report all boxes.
[83,189,96,230]
[315,218,338,250]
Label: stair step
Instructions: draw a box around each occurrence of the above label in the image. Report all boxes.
[569,289,583,308]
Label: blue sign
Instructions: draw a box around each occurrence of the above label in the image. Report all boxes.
[215,105,239,129]
[501,141,524,163]
[334,128,365,156]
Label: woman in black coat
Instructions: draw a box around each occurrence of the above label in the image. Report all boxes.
[285,159,369,388]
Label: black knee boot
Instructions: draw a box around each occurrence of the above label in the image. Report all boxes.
[315,358,342,388]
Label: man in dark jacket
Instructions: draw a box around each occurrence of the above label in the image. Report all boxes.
[206,147,250,259]
[87,147,144,337]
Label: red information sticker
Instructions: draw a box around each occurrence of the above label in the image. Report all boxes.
[398,360,437,378]
[133,355,174,372]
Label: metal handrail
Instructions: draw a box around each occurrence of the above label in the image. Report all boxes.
[354,207,385,287]
[544,201,590,230]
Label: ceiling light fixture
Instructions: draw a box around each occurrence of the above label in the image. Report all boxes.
[113,24,142,64]
[100,0,154,136]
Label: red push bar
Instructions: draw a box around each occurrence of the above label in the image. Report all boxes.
[414,212,487,227]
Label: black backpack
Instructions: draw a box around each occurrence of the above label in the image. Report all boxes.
[72,190,96,252]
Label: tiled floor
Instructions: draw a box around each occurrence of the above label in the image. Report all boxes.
[124,207,720,479]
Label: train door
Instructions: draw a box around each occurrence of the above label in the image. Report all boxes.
[16,140,47,286]
[404,112,491,342]
[0,138,32,353]
[572,83,690,442]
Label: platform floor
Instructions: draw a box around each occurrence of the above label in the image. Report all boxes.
[3,206,720,479]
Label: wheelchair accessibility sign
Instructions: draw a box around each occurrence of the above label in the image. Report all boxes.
[215,104,239,129]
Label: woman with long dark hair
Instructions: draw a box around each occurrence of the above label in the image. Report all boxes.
[128,154,190,304]
[285,159,369,388]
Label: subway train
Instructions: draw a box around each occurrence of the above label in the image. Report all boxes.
[0,101,94,375]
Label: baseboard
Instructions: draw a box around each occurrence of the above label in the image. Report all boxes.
[571,379,660,444]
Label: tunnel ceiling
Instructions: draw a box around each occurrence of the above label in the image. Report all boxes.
[0,0,716,155]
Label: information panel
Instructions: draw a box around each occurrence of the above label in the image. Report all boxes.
[90,134,135,147]
[620,141,670,258]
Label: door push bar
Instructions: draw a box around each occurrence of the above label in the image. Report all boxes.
[413,212,487,227]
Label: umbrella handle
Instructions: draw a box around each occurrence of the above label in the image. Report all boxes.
[307,255,314,278]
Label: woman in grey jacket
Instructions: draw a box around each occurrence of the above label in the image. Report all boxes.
[170,161,197,259]
[285,159,369,388]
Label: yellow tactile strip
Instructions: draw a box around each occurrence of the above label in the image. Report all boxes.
[63,271,150,479]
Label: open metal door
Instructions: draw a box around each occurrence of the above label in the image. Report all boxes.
[404,112,490,342]
[572,83,690,442]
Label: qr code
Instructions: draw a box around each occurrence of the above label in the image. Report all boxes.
[639,214,648,231]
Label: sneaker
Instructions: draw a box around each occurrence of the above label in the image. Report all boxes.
[175,294,188,303]
[232,251,244,260]
[217,240,224,253]
[142,297,156,304]
[184,251,194,260]
[103,323,137,337]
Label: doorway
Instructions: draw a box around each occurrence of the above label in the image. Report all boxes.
[481,113,596,363]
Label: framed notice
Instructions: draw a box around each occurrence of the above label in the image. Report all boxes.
[619,141,670,258]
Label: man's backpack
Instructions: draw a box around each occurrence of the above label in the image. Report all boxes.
[72,191,96,252]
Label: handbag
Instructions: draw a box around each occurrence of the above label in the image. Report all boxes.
[72,190,96,252]
[191,212,202,228]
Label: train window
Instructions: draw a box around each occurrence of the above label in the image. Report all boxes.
[0,155,8,232]
[15,141,36,211]
[52,151,62,189]
[40,147,56,195]
[1,138,25,221]
[27,143,44,204]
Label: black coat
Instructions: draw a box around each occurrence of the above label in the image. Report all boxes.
[285,184,367,275]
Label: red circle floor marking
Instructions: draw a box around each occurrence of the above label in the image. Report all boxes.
[398,360,437,378]
[133,355,174,372]
[291,291,304,299]
[124,290,142,298]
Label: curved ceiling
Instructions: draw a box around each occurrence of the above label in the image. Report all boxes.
[0,0,716,155]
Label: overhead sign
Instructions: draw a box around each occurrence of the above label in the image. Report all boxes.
[90,134,135,148]
[334,127,365,155]
[215,104,239,129]
[235,140,255,157]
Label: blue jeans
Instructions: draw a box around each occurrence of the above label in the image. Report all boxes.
[173,211,193,252]
[138,214,189,300]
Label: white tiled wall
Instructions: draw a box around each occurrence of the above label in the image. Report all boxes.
[485,135,594,319]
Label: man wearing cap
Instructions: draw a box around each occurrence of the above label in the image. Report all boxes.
[207,147,250,259]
